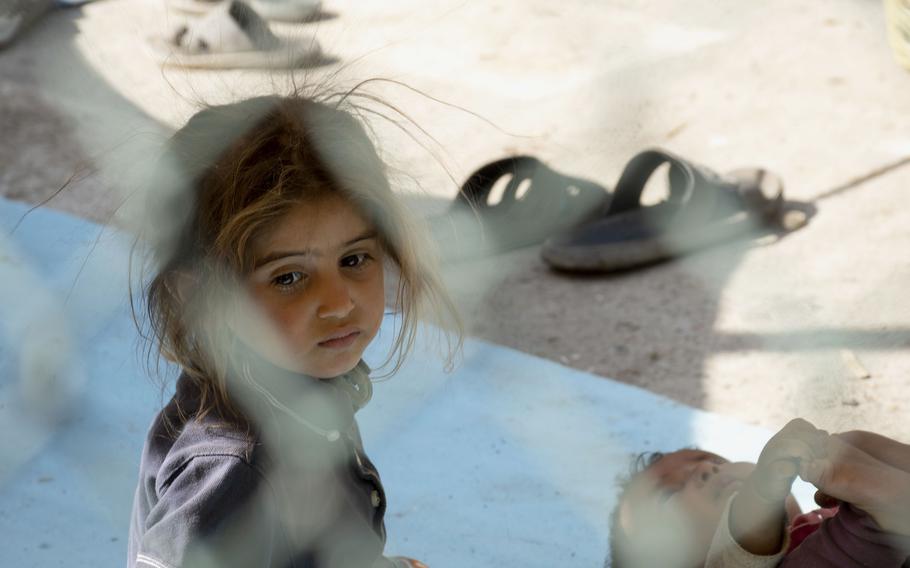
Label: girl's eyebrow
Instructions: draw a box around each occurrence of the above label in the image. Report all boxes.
[253,231,378,269]
[344,230,379,247]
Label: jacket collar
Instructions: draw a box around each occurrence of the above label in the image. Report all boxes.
[226,342,372,436]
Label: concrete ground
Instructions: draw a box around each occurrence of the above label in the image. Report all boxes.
[2,0,909,440]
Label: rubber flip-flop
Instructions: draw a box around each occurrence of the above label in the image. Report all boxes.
[430,156,610,262]
[540,148,785,272]
[149,0,322,69]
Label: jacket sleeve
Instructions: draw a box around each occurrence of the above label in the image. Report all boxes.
[705,494,788,568]
[780,504,910,568]
[135,454,279,568]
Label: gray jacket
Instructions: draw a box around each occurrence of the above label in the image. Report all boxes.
[128,356,398,568]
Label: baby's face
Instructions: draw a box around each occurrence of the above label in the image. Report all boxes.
[618,450,755,566]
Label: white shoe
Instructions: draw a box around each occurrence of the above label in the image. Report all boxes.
[169,0,321,22]
[250,0,321,22]
[150,0,323,69]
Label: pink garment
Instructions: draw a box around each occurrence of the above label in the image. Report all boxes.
[781,504,910,567]
[786,506,839,553]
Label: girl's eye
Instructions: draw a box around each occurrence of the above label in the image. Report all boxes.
[273,271,305,288]
[341,253,371,269]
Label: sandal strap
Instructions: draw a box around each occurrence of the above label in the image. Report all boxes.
[228,0,280,49]
[607,149,688,214]
[437,155,608,260]
[454,156,607,211]
[456,156,543,208]
[174,0,280,54]
[455,156,606,220]
[607,148,739,222]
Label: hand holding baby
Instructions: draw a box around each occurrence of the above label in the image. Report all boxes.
[797,426,910,537]
[730,417,910,559]
[752,419,910,537]
[749,418,830,504]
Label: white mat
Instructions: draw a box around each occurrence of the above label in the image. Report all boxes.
[0,198,814,567]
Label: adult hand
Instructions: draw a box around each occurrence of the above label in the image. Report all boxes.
[730,418,828,556]
[834,430,910,473]
[799,432,910,536]
[813,429,910,511]
[751,418,828,503]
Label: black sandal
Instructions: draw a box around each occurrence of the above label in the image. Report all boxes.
[431,156,610,262]
[540,148,785,272]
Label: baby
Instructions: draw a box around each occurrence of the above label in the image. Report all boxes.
[609,419,910,567]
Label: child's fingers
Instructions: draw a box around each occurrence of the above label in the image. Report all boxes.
[762,436,817,467]
[770,458,799,479]
[780,418,821,436]
[757,458,801,502]
[799,454,833,489]
[780,419,829,458]
[753,420,832,502]
[752,455,804,502]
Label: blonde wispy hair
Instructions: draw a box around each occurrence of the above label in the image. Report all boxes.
[134,92,463,432]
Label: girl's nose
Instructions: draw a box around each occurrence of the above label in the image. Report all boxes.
[316,274,355,319]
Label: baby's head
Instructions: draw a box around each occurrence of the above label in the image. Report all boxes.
[138,93,461,422]
[608,449,758,568]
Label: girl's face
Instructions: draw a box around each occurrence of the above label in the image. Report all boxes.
[237,195,386,379]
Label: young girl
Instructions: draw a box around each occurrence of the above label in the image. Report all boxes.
[127,93,460,568]
[609,419,910,568]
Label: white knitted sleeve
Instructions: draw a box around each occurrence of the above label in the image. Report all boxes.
[704,494,788,568]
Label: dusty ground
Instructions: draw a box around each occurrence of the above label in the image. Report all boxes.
[1,0,909,440]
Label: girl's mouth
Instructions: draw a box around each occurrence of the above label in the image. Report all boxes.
[318,330,361,349]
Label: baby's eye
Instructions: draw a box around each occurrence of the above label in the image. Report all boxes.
[273,271,305,288]
[340,253,371,269]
